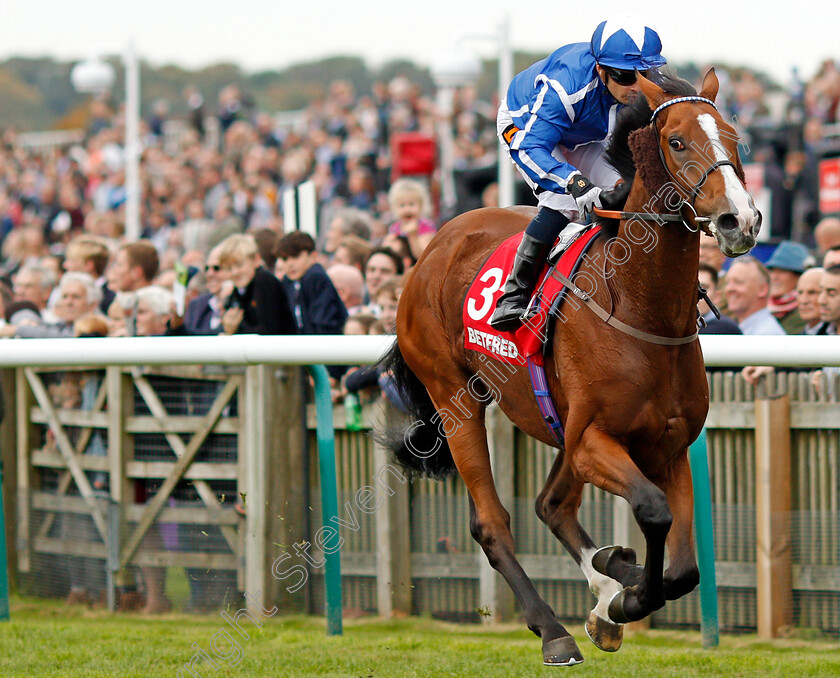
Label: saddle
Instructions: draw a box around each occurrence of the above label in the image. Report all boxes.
[464,224,603,366]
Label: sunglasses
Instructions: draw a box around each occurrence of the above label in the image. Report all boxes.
[604,67,645,87]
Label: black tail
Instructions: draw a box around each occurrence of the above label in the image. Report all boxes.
[374,340,456,478]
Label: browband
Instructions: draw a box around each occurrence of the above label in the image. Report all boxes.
[650,96,717,126]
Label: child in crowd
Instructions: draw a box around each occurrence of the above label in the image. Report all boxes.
[342,312,378,337]
[372,275,401,334]
[217,234,296,336]
[386,179,437,259]
[275,231,348,335]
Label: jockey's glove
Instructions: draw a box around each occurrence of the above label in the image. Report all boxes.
[568,175,603,216]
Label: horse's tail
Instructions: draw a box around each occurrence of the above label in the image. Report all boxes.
[374,339,456,478]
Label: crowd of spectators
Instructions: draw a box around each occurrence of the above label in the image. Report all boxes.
[0,60,838,610]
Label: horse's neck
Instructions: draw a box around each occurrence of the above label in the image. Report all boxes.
[607,186,700,333]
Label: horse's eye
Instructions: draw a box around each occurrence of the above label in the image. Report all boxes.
[669,138,686,152]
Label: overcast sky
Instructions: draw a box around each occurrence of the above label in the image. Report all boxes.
[0,1,836,85]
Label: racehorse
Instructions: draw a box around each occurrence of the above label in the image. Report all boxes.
[379,69,760,666]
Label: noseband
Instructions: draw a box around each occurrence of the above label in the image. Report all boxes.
[595,95,737,230]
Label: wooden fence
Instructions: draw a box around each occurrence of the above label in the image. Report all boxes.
[1,365,838,634]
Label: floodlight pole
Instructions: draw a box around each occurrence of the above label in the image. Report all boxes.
[124,42,141,242]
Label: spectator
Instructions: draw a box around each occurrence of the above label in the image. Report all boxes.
[698,234,729,314]
[823,245,840,269]
[332,235,373,272]
[106,292,136,337]
[698,263,741,334]
[170,245,229,335]
[765,241,813,334]
[217,234,296,336]
[797,267,827,334]
[386,178,437,259]
[817,264,840,335]
[811,265,840,398]
[1,272,102,339]
[327,263,365,316]
[372,275,401,334]
[12,264,55,321]
[63,236,115,314]
[276,231,347,335]
[135,286,173,338]
[322,207,373,259]
[814,216,840,257]
[724,257,786,335]
[4,300,42,328]
[252,228,279,272]
[109,241,160,295]
[342,312,379,336]
[364,247,403,304]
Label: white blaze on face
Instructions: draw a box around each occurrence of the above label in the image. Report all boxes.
[696,113,753,220]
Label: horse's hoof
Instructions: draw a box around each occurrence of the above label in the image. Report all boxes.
[592,545,636,575]
[607,588,633,624]
[543,636,584,666]
[584,610,623,652]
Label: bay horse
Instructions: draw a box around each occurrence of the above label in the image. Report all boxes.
[380,69,760,666]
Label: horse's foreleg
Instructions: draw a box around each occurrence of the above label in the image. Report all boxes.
[575,427,671,624]
[661,451,700,600]
[437,408,583,667]
[537,452,639,651]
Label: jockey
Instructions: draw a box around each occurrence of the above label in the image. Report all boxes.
[489,14,667,332]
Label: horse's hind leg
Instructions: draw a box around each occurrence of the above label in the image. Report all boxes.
[536,452,639,652]
[425,388,583,666]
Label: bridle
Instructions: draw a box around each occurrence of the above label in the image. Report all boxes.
[594,95,738,231]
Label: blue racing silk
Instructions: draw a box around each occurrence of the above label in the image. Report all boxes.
[504,42,622,193]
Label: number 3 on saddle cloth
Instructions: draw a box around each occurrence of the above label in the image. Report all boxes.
[463,225,602,444]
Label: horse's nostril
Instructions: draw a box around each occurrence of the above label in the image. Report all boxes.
[752,211,763,238]
[717,213,738,233]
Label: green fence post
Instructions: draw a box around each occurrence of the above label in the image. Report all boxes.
[689,426,718,648]
[0,458,9,621]
[307,365,343,636]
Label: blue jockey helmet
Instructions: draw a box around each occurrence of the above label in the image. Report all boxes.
[590,14,667,70]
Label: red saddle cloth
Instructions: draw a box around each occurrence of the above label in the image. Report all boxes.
[463,226,602,366]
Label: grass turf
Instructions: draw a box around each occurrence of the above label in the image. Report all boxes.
[1,597,839,677]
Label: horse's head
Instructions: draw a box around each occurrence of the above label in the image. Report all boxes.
[637,69,761,257]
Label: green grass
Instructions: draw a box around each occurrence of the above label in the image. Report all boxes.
[1,597,839,677]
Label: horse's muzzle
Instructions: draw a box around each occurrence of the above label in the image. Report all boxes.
[715,204,761,256]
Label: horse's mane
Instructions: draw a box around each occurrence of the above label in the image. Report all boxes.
[604,71,698,183]
[594,71,697,233]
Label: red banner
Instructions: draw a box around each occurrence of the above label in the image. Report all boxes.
[819,157,840,215]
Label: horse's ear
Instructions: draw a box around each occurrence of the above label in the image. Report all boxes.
[637,71,668,109]
[699,68,719,102]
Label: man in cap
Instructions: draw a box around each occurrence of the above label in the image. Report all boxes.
[765,240,814,334]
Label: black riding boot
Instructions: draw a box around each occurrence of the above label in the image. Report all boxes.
[489,233,551,332]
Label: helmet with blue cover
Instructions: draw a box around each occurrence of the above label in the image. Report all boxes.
[590,14,667,72]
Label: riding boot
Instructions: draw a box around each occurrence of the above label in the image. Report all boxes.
[489,233,551,332]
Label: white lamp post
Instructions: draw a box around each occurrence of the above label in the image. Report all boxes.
[457,18,516,208]
[123,44,141,242]
[431,50,482,215]
[71,48,141,242]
